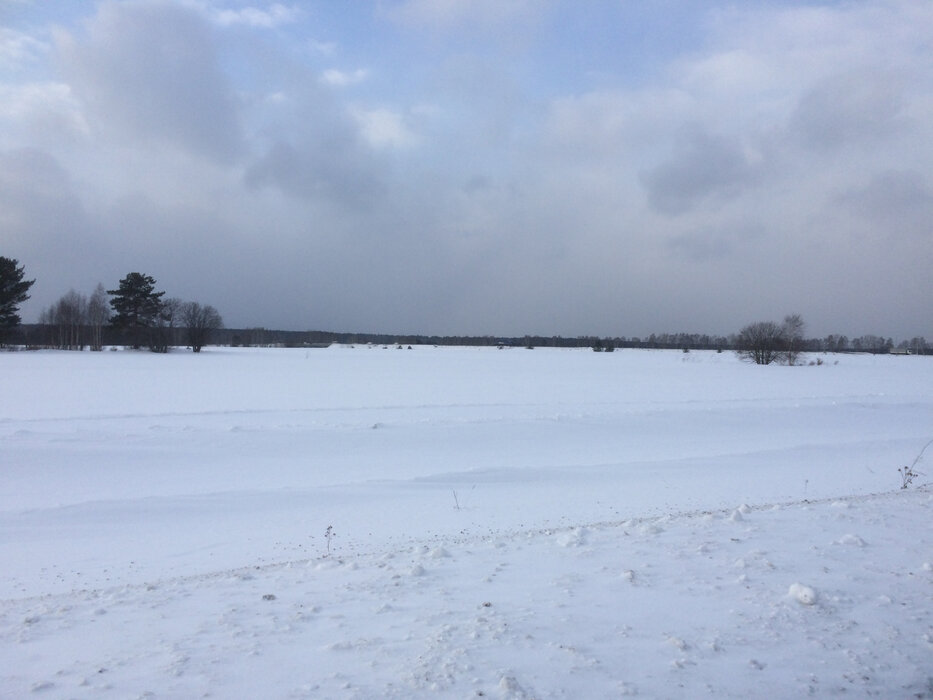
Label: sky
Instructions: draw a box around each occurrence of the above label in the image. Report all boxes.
[1,0,931,338]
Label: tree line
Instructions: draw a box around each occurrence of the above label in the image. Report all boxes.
[1,256,928,357]
[0,257,222,352]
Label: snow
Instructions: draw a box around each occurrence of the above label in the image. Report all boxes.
[787,583,818,606]
[2,346,932,697]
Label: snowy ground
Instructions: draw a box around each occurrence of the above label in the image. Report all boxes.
[1,346,932,698]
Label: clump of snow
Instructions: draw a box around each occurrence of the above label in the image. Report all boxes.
[835,534,866,547]
[556,527,588,547]
[498,674,531,699]
[638,522,663,535]
[788,583,818,605]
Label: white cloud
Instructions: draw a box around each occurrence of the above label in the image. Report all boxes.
[0,82,89,144]
[386,0,545,32]
[211,3,299,28]
[0,26,48,68]
[351,107,416,149]
[321,68,369,87]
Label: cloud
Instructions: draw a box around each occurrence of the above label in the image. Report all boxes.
[351,107,416,149]
[0,82,89,145]
[385,0,545,32]
[0,148,76,229]
[0,26,48,69]
[55,1,242,163]
[3,0,932,339]
[245,113,386,206]
[210,3,300,28]
[837,170,933,238]
[242,66,395,205]
[790,70,906,151]
[321,68,369,87]
[641,128,763,216]
[0,148,105,314]
[667,222,763,263]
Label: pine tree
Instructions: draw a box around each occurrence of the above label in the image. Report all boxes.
[0,257,35,341]
[107,272,165,350]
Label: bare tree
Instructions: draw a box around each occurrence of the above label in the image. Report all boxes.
[87,283,109,351]
[62,290,87,350]
[736,321,785,365]
[182,302,223,352]
[781,313,806,365]
[41,290,88,350]
[161,297,185,348]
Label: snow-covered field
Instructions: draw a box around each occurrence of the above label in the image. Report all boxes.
[2,346,932,698]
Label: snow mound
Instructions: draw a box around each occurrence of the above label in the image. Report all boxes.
[835,533,866,547]
[788,583,818,605]
[498,674,531,699]
[556,527,588,547]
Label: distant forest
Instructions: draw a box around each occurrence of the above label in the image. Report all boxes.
[8,324,929,355]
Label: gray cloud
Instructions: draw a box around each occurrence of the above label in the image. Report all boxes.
[55,1,242,163]
[0,148,108,317]
[837,170,933,239]
[641,129,763,216]
[667,222,763,262]
[2,1,932,340]
[0,148,81,249]
[245,137,385,208]
[791,71,905,152]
